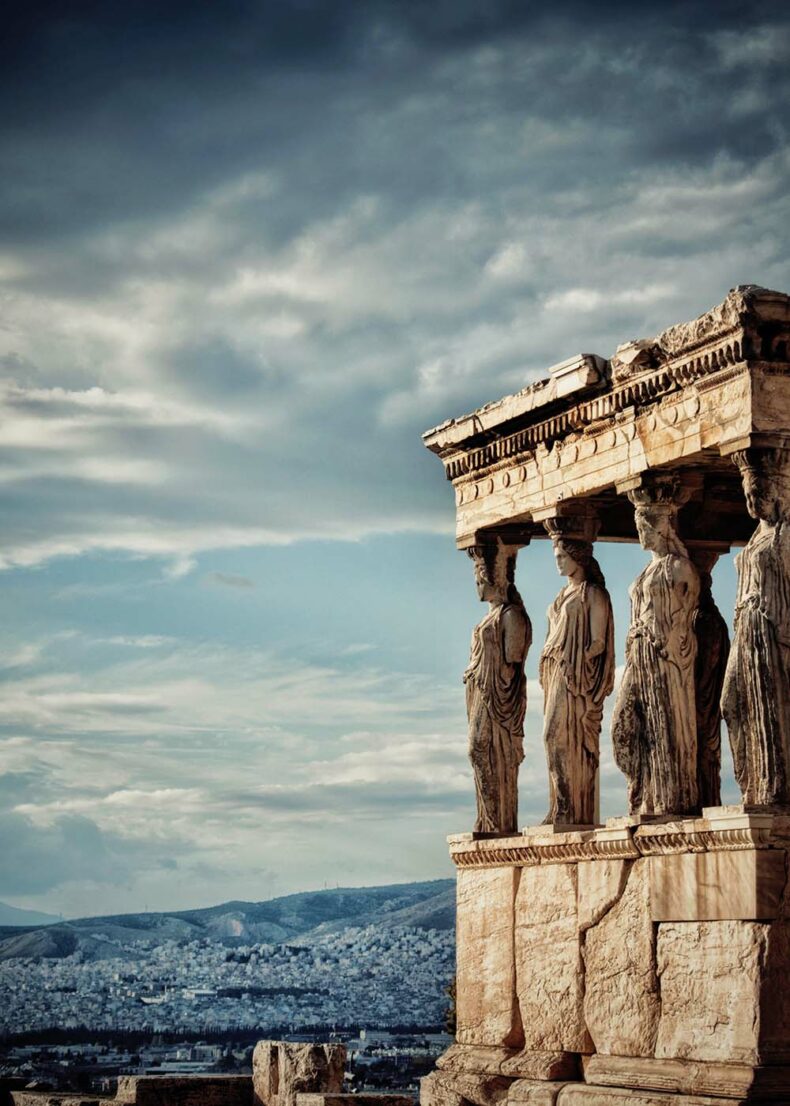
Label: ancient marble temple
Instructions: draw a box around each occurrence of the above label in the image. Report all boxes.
[421,286,790,1106]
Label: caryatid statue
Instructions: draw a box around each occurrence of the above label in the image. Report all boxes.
[721,446,790,806]
[689,547,730,810]
[463,539,532,834]
[539,522,615,826]
[612,476,701,815]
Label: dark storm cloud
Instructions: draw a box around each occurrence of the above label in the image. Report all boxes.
[2,0,788,247]
[223,780,465,818]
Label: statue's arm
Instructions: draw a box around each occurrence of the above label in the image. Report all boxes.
[672,555,700,606]
[587,587,609,659]
[502,606,528,665]
[668,556,701,664]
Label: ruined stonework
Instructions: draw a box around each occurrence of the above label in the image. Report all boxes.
[426,814,790,1106]
[582,860,659,1058]
[455,865,521,1048]
[515,863,590,1054]
[253,1042,345,1106]
[422,287,790,1106]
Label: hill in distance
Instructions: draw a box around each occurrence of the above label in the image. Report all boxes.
[0,878,455,962]
[0,901,62,927]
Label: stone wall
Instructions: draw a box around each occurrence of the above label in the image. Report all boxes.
[426,808,790,1106]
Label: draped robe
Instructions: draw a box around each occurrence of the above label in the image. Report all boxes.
[612,554,699,815]
[464,603,529,834]
[539,582,615,825]
[721,522,790,805]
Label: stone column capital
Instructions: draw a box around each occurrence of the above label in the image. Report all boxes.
[534,500,602,543]
[618,470,699,512]
[461,525,532,553]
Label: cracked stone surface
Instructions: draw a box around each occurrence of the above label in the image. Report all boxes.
[555,1089,745,1105]
[421,1070,511,1106]
[656,921,767,1064]
[583,860,659,1057]
[516,864,591,1053]
[578,859,632,931]
[443,814,790,1100]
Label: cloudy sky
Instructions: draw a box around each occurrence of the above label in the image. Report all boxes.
[1,0,789,918]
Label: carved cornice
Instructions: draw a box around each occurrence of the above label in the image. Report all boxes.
[445,351,749,484]
[657,284,790,360]
[431,285,790,488]
[448,810,790,867]
[448,831,639,868]
[633,827,775,854]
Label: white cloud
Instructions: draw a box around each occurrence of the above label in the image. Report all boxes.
[543,283,675,314]
[484,242,530,281]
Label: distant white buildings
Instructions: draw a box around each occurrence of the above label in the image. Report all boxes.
[0,924,455,1034]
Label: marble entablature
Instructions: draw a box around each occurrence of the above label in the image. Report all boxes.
[424,284,790,550]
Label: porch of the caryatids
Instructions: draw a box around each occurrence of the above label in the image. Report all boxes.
[463,536,532,835]
[721,442,790,807]
[534,504,615,828]
[611,472,701,816]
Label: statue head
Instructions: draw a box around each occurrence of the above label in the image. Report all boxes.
[550,536,607,590]
[553,537,591,578]
[468,540,521,607]
[634,504,675,553]
[732,447,790,525]
[628,475,688,557]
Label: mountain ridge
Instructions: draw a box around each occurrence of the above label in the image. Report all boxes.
[0,901,62,927]
[0,878,455,961]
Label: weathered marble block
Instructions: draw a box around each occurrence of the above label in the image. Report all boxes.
[426,811,790,1106]
[649,848,786,921]
[583,859,659,1058]
[455,865,522,1048]
[555,1089,744,1106]
[253,1042,345,1106]
[655,921,767,1064]
[515,864,590,1054]
[296,1098,413,1106]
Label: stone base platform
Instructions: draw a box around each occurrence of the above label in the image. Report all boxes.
[423,1046,790,1105]
[425,808,790,1106]
[423,1071,784,1104]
